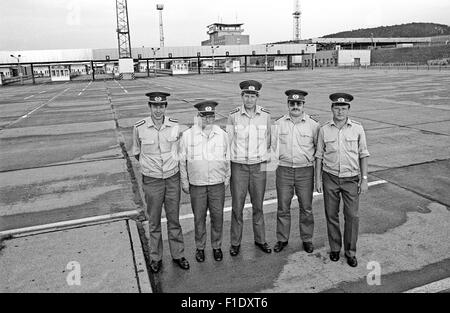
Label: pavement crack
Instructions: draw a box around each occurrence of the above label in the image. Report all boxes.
[125,220,142,293]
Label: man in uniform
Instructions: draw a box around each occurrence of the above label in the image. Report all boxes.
[271,90,320,253]
[227,80,272,256]
[179,100,230,262]
[315,93,370,267]
[132,92,190,273]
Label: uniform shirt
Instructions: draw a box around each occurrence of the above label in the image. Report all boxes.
[272,113,320,168]
[179,124,230,186]
[315,118,370,178]
[226,105,271,164]
[132,116,182,179]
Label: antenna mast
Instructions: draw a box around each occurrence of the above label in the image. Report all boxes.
[293,0,301,41]
[157,4,165,47]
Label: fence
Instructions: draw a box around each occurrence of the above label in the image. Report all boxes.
[1,56,449,86]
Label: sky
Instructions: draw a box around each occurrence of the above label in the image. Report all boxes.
[1,0,449,51]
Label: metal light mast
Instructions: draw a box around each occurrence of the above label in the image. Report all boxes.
[116,0,132,58]
[157,4,165,47]
[293,0,301,41]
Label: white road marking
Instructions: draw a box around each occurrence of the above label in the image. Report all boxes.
[404,277,450,293]
[78,80,92,96]
[39,91,46,94]
[24,95,35,100]
[114,80,128,94]
[0,210,141,237]
[0,180,387,236]
[2,87,71,129]
[163,180,387,222]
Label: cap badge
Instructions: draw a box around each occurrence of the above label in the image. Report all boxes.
[154,96,162,102]
[338,97,345,102]
[248,86,255,91]
[205,106,212,111]
[293,94,300,100]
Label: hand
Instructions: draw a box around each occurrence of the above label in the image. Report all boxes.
[358,179,368,195]
[315,180,322,193]
[224,178,230,189]
[182,183,190,194]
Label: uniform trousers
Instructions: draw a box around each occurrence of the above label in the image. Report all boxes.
[230,162,267,246]
[276,166,314,243]
[142,172,184,261]
[322,171,360,258]
[189,183,225,250]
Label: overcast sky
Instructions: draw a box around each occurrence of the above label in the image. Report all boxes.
[1,0,449,51]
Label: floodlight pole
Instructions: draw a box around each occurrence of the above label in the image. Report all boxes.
[10,54,23,85]
[151,47,160,77]
[211,45,219,75]
[265,44,274,72]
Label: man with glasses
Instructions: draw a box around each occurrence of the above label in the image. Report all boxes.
[132,92,189,273]
[315,93,370,267]
[179,101,230,262]
[227,80,272,256]
[271,90,320,253]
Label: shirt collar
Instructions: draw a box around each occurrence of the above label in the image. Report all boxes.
[330,118,353,127]
[147,116,172,129]
[286,113,307,122]
[240,105,261,117]
[193,124,220,137]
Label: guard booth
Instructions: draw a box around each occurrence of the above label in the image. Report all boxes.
[274,56,288,71]
[225,59,241,72]
[171,60,189,75]
[50,65,71,82]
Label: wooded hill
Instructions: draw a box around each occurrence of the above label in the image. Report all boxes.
[323,23,450,38]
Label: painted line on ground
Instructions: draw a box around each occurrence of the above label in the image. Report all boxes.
[1,87,71,130]
[0,210,141,237]
[162,179,387,223]
[24,95,35,100]
[403,277,450,293]
[78,80,93,96]
[114,80,128,94]
[0,181,388,235]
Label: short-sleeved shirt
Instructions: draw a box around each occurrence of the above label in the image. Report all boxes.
[226,105,271,164]
[132,116,182,179]
[272,113,320,168]
[315,118,370,178]
[179,125,230,186]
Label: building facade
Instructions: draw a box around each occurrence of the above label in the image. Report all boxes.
[303,49,371,67]
[201,23,250,46]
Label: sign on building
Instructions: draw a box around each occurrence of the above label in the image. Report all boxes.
[274,56,288,71]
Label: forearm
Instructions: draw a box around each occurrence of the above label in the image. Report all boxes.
[179,160,189,186]
[359,156,368,177]
[315,158,323,181]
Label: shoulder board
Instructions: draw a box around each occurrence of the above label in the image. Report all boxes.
[275,115,285,122]
[351,120,361,125]
[134,120,145,127]
[229,108,240,115]
[260,108,270,114]
[309,115,319,123]
[168,118,178,123]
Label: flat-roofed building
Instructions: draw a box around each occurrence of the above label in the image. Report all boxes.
[201,23,250,46]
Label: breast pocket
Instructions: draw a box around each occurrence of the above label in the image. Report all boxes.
[188,141,204,160]
[345,136,358,154]
[161,135,178,153]
[235,125,248,140]
[142,139,157,154]
[279,132,289,144]
[324,136,338,152]
[299,134,313,146]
